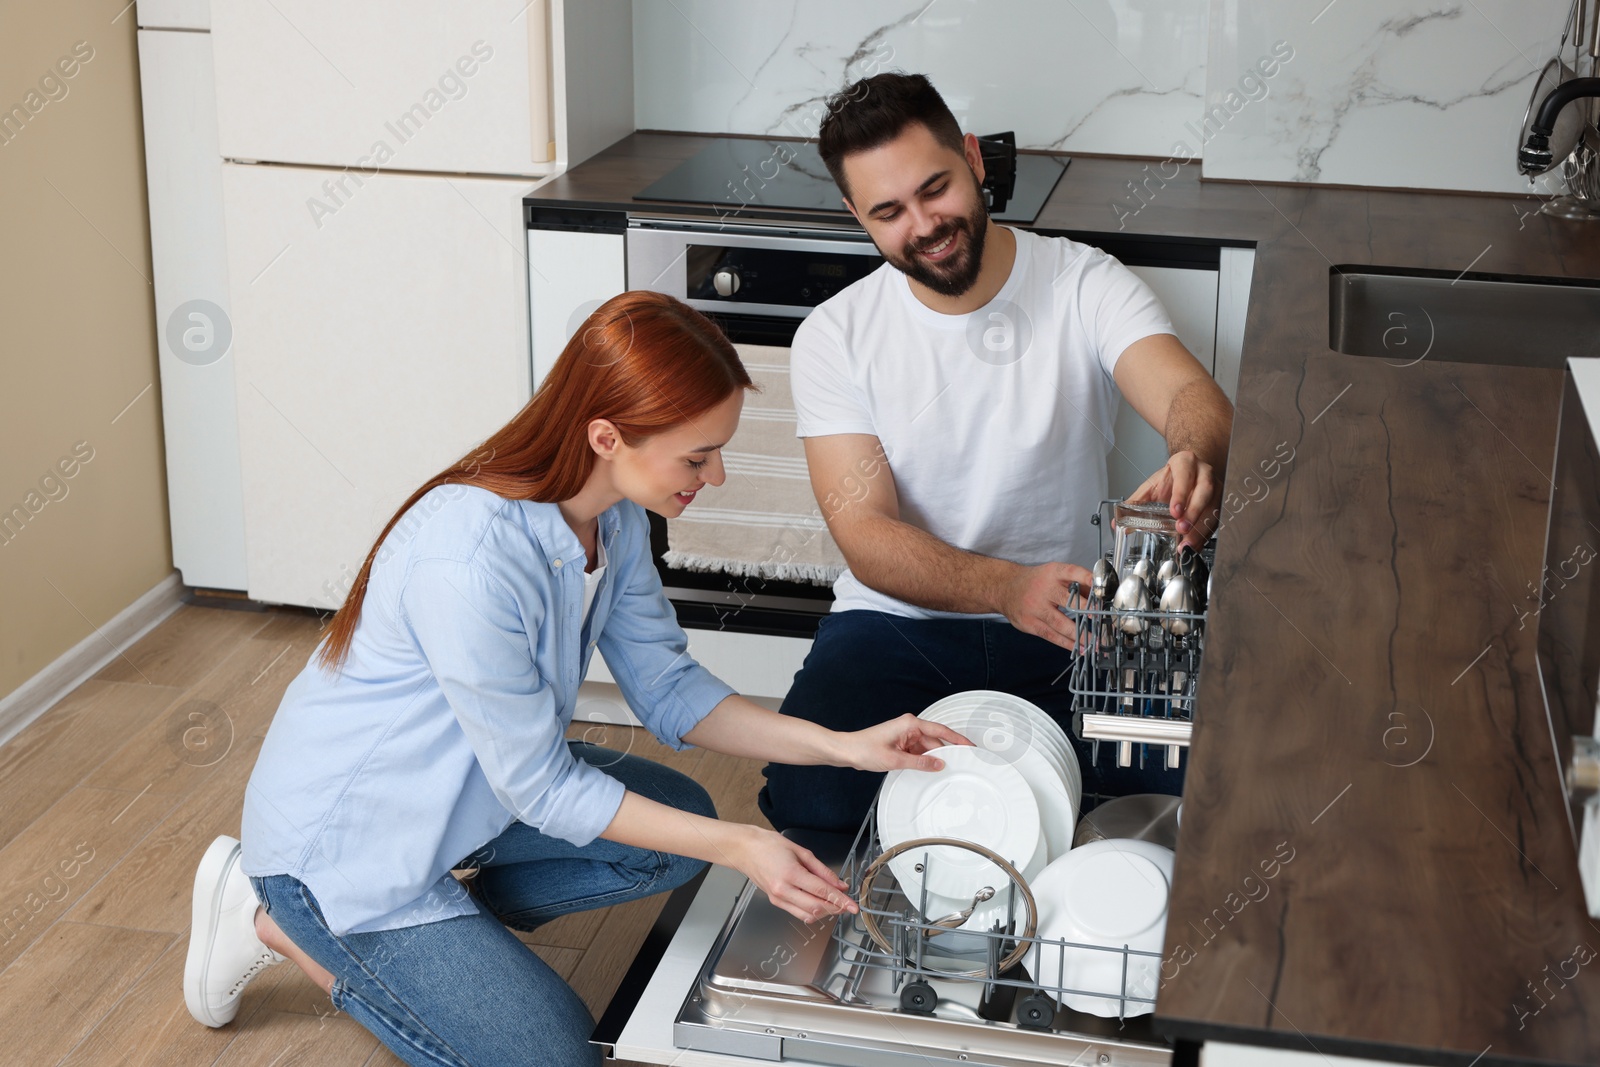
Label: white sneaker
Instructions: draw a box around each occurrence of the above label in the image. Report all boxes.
[184,835,284,1027]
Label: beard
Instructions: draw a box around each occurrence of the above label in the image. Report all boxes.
[881,179,992,298]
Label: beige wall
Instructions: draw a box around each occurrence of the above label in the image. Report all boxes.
[0,3,173,698]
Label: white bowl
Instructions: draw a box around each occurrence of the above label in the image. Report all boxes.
[1024,839,1175,1018]
[877,746,1041,902]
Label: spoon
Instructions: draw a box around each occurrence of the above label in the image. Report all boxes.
[1091,556,1116,605]
[1113,574,1151,633]
[1155,557,1179,592]
[925,885,997,936]
[1160,575,1198,635]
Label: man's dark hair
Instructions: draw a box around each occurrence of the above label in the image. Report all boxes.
[817,72,965,200]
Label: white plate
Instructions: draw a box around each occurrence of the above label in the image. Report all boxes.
[1025,839,1174,1018]
[921,694,1081,809]
[922,693,1082,816]
[921,691,1082,811]
[878,746,1041,902]
[923,711,1077,862]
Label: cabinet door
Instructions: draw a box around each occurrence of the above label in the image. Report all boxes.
[1107,265,1220,502]
[223,164,534,608]
[138,29,249,590]
[135,0,210,30]
[210,0,555,173]
[526,227,625,388]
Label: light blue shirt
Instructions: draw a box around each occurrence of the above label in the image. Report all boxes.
[240,485,735,935]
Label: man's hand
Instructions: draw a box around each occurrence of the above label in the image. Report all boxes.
[998,562,1093,650]
[1128,450,1220,550]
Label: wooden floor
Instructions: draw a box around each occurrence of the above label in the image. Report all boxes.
[0,604,769,1066]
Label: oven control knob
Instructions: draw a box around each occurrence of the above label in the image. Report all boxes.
[712,269,742,297]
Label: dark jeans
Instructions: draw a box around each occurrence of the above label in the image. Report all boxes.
[758,610,1184,835]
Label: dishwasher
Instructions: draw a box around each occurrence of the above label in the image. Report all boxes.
[598,504,1207,1067]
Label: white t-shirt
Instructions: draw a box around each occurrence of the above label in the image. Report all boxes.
[581,535,606,625]
[790,227,1174,619]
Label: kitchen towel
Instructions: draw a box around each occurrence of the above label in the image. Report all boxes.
[663,343,847,585]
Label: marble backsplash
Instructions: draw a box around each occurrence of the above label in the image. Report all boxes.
[1204,0,1578,194]
[633,0,1210,159]
[633,0,1581,194]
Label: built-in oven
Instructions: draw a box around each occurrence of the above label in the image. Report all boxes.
[625,218,885,638]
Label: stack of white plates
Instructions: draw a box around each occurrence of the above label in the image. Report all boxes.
[874,692,1083,934]
[919,691,1082,862]
[877,745,1045,932]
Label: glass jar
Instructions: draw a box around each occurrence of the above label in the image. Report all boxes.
[1111,501,1178,583]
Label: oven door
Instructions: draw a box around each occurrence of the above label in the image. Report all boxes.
[626,221,884,639]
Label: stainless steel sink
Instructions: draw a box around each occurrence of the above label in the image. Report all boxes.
[1328,266,1600,369]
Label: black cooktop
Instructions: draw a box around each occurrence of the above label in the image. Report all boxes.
[634,137,1068,225]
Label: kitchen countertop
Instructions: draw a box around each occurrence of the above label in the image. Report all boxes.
[528,134,1600,1066]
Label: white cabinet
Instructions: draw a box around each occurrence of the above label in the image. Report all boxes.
[134,0,633,600]
[210,0,632,175]
[222,165,535,608]
[526,226,626,387]
[1104,250,1254,502]
[137,28,249,590]
[135,0,209,30]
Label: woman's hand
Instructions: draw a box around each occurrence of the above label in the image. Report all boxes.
[835,713,973,773]
[728,825,859,923]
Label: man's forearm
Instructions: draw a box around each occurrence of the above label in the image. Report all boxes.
[1164,377,1233,481]
[834,512,1019,614]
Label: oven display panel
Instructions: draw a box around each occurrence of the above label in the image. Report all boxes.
[685,244,882,307]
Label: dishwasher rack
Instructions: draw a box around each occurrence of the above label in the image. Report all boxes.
[829,803,1165,1021]
[672,801,1173,1067]
[1062,500,1215,773]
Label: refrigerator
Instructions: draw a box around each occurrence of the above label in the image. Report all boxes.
[142,0,632,607]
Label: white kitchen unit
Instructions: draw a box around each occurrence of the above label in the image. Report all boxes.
[135,0,208,30]
[132,0,630,601]
[211,0,632,177]
[222,165,535,609]
[584,627,812,705]
[136,10,248,590]
[194,0,633,606]
[1201,1042,1412,1067]
[526,226,627,386]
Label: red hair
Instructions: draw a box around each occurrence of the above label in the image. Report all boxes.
[317,290,752,670]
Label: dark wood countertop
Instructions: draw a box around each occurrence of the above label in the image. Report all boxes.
[530,134,1600,1066]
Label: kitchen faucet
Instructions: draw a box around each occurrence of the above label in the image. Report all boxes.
[1519,77,1600,174]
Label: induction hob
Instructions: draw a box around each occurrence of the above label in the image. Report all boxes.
[634,137,1068,225]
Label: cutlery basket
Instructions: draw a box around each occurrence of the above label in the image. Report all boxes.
[1061,500,1215,771]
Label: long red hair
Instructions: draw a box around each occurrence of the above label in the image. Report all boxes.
[316,290,753,670]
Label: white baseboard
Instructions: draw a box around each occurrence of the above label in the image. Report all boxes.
[0,571,188,750]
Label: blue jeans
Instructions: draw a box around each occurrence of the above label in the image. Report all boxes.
[250,742,714,1067]
[758,610,1185,834]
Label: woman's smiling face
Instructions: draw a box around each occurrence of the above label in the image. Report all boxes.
[598,390,743,517]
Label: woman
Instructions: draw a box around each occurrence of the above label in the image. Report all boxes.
[182,291,965,1066]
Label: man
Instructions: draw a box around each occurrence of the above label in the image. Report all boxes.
[758,73,1233,836]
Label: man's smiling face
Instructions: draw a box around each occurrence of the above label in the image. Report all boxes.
[839,123,992,299]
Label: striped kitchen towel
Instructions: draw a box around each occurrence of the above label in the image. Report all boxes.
[663,343,848,585]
